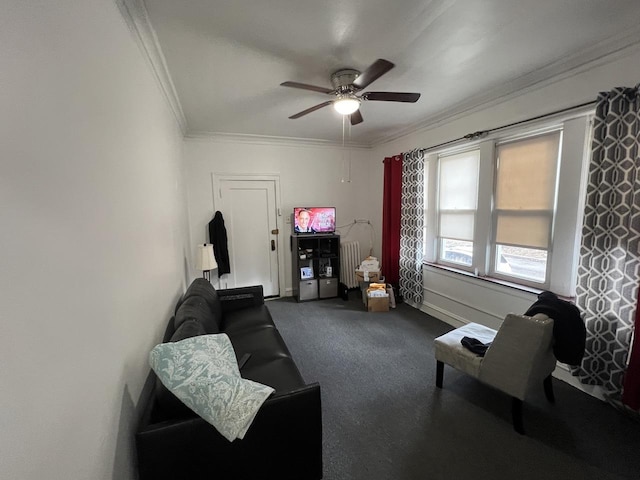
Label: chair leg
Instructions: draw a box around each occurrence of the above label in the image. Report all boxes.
[436,361,444,388]
[511,398,525,435]
[543,374,555,403]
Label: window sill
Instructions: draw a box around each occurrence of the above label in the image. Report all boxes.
[423,261,544,295]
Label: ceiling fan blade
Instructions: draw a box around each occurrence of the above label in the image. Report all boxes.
[352,59,395,89]
[350,110,363,126]
[363,92,421,103]
[288,101,333,119]
[280,81,333,94]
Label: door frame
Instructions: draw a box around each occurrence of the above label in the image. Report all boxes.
[211,173,285,297]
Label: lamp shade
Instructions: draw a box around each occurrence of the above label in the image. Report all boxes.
[196,244,217,271]
[333,96,360,115]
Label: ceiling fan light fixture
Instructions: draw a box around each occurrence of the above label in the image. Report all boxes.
[282,59,420,124]
[333,96,360,115]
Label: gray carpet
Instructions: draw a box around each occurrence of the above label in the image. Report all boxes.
[266,295,640,480]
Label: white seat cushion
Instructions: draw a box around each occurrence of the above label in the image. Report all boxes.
[434,323,497,379]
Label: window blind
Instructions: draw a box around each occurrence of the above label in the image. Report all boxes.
[438,150,479,241]
[494,132,561,249]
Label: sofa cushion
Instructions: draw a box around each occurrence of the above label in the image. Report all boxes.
[178,278,223,321]
[150,334,275,441]
[226,326,293,364]
[171,318,207,341]
[155,319,208,419]
[223,305,276,335]
[175,296,221,334]
[241,356,306,393]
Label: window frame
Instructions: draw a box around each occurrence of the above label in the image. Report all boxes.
[423,113,592,298]
[487,128,563,289]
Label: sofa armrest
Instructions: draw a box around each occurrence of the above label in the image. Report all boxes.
[136,383,322,480]
[217,285,265,313]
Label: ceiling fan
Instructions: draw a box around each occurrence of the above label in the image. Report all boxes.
[280,59,421,125]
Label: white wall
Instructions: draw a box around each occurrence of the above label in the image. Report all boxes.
[183,139,384,294]
[0,2,190,479]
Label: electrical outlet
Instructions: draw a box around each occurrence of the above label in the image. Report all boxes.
[285,216,291,224]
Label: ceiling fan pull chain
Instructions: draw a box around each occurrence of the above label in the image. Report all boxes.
[347,120,352,183]
[341,115,352,183]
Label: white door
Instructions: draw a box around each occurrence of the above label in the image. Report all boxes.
[215,178,280,297]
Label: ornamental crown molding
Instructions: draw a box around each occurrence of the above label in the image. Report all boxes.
[373,24,640,147]
[185,131,370,150]
[115,0,187,134]
[116,1,640,149]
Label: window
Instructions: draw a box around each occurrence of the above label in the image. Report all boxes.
[430,129,564,289]
[437,150,480,269]
[491,131,561,285]
[424,114,591,297]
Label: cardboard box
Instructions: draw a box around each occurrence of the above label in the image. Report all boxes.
[355,269,381,283]
[366,294,389,312]
[362,282,393,311]
[360,256,380,270]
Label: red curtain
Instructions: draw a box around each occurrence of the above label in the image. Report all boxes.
[381,155,403,286]
[622,287,640,410]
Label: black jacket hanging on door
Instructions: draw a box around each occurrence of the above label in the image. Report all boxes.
[208,211,231,277]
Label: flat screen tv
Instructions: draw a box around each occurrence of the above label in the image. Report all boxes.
[293,207,336,234]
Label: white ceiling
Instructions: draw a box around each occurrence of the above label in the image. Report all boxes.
[139,0,640,145]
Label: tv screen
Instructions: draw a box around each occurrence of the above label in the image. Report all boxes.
[293,207,336,234]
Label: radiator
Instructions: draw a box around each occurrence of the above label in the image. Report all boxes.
[340,241,361,289]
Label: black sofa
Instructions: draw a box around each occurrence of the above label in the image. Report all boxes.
[136,278,323,480]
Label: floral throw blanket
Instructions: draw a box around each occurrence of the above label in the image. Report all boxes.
[150,334,274,441]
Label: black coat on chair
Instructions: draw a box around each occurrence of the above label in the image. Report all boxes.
[525,291,585,366]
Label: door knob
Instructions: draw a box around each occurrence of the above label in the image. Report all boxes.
[271,239,276,251]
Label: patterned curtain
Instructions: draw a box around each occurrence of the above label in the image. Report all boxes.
[573,86,640,407]
[399,148,425,305]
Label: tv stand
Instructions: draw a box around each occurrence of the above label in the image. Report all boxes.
[291,234,340,302]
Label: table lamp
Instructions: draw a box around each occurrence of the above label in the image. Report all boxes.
[196,243,217,281]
